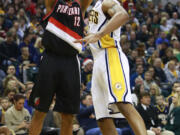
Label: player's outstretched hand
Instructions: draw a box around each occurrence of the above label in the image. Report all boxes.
[74,33,101,47]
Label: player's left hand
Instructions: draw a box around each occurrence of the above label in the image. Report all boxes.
[74,33,101,47]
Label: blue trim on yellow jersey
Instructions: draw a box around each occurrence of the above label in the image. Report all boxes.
[105,49,117,102]
[97,19,107,48]
[98,40,101,48]
[111,32,113,38]
[98,18,107,31]
[115,40,128,101]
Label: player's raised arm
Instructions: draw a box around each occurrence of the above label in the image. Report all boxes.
[99,0,129,37]
[80,0,93,17]
[45,0,56,14]
[74,0,129,46]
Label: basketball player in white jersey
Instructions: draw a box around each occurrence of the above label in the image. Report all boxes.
[75,0,148,135]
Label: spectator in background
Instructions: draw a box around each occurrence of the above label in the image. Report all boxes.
[137,24,149,43]
[155,31,170,47]
[17,46,36,68]
[128,49,138,71]
[81,58,93,87]
[148,50,159,66]
[0,67,6,93]
[77,94,96,133]
[143,71,159,92]
[176,1,180,15]
[4,6,17,30]
[3,76,19,94]
[167,86,180,116]
[168,12,180,28]
[24,81,34,91]
[136,42,146,57]
[149,84,160,105]
[3,89,17,106]
[160,17,172,34]
[164,2,176,17]
[0,97,10,124]
[0,31,19,67]
[24,88,33,115]
[166,81,180,107]
[18,32,36,57]
[172,40,180,58]
[0,15,6,40]
[153,58,167,83]
[147,66,159,84]
[33,37,44,65]
[162,47,174,64]
[151,15,160,30]
[4,68,25,92]
[0,126,14,135]
[131,84,145,106]
[130,64,144,89]
[16,8,29,24]
[129,31,138,50]
[167,26,180,41]
[146,36,156,56]
[18,17,29,41]
[130,56,145,74]
[124,23,132,39]
[136,92,174,135]
[165,92,180,135]
[24,0,36,17]
[5,94,31,135]
[6,65,15,75]
[155,95,169,128]
[164,60,180,84]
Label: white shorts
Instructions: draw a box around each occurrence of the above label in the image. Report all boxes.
[91,47,132,120]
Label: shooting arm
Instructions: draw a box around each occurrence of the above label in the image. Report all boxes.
[80,0,93,17]
[98,0,129,37]
[45,0,56,14]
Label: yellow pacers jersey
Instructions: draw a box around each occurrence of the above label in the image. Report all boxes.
[88,0,121,51]
[88,0,132,120]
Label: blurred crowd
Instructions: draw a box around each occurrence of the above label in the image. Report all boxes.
[0,0,180,135]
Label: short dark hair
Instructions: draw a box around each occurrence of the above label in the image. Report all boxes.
[13,94,25,102]
[139,91,150,100]
[80,93,91,101]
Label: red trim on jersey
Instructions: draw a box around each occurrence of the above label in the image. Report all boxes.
[49,17,82,39]
[43,0,58,21]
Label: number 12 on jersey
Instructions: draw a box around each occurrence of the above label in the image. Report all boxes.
[74,16,80,27]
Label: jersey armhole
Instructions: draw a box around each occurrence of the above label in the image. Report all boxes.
[74,0,81,8]
[42,0,58,21]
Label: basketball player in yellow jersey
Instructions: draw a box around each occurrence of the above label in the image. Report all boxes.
[75,0,148,135]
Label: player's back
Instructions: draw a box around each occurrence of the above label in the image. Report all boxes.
[42,0,84,56]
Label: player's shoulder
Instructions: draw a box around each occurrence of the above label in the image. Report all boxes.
[102,0,120,11]
[102,0,120,6]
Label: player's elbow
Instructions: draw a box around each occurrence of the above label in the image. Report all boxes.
[118,11,129,22]
[124,12,129,22]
